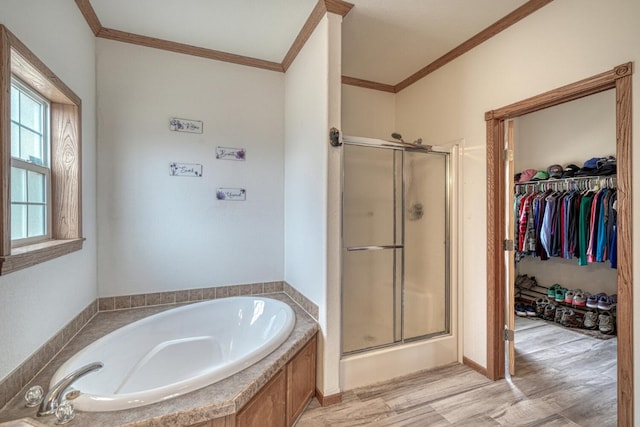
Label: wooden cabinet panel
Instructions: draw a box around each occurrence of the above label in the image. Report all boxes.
[286,334,317,426]
[237,369,286,427]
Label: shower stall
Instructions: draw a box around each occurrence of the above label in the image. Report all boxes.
[340,136,455,380]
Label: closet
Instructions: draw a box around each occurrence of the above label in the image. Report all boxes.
[512,90,617,331]
[485,62,632,424]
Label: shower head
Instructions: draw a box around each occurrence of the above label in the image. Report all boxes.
[391,132,404,142]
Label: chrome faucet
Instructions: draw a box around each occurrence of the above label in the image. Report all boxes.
[37,361,103,417]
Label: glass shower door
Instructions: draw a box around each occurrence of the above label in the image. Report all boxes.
[403,150,449,339]
[342,144,402,354]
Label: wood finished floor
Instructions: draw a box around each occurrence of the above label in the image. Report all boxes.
[297,317,617,426]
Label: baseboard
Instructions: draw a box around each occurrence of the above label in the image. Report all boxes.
[463,356,488,377]
[315,388,342,406]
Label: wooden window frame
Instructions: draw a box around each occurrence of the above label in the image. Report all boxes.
[485,62,633,424]
[0,25,83,275]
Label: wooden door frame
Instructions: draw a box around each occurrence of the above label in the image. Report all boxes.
[485,62,633,425]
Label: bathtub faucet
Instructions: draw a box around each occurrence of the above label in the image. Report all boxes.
[37,361,104,417]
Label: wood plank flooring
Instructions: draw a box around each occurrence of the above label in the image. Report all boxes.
[296,317,617,426]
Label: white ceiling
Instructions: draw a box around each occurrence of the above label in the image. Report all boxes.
[89,0,530,85]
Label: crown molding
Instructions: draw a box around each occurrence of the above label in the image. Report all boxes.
[96,27,284,72]
[74,0,102,36]
[282,0,354,71]
[394,0,554,92]
[73,0,552,92]
[341,76,396,93]
[75,0,352,74]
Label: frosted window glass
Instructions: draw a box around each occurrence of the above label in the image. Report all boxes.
[11,86,19,122]
[19,92,42,132]
[18,128,43,163]
[11,167,26,203]
[27,205,45,237]
[11,122,20,161]
[11,205,26,240]
[27,171,45,203]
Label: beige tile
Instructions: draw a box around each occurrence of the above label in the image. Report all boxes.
[189,288,203,301]
[175,290,189,303]
[203,287,216,300]
[114,295,132,310]
[376,403,449,426]
[146,293,163,306]
[0,385,6,414]
[216,286,230,299]
[264,281,283,293]
[160,292,175,305]
[297,397,393,426]
[238,284,252,296]
[98,297,115,311]
[251,283,264,295]
[130,294,146,308]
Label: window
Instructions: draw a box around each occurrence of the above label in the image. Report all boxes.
[0,25,84,275]
[11,79,51,245]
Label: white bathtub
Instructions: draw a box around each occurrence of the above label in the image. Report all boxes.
[50,296,295,412]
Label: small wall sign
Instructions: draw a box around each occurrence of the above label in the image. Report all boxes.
[169,162,203,177]
[216,146,246,161]
[169,117,203,134]
[216,188,246,201]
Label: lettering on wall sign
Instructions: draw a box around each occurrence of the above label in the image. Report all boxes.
[169,117,203,134]
[216,146,246,161]
[169,162,203,177]
[216,188,246,201]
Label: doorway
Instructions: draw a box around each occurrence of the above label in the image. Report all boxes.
[485,63,633,425]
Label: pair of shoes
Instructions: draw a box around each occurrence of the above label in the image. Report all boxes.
[548,284,561,298]
[583,311,598,329]
[554,307,566,323]
[515,303,527,317]
[598,294,617,311]
[515,274,537,290]
[543,303,556,321]
[535,297,549,316]
[560,309,583,328]
[555,287,567,303]
[586,293,606,309]
[572,291,588,308]
[564,289,574,304]
[598,312,615,334]
[564,289,584,305]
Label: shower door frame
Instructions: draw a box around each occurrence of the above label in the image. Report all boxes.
[340,135,452,356]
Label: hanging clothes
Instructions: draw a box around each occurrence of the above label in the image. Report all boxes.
[514,178,616,268]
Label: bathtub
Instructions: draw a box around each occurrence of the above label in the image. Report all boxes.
[49,296,295,412]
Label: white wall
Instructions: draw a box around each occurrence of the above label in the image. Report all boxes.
[514,89,616,171]
[97,40,285,296]
[0,1,97,381]
[284,13,343,396]
[394,2,640,416]
[341,85,396,140]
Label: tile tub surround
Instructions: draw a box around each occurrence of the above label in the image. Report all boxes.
[0,294,318,427]
[0,302,98,411]
[0,281,286,411]
[0,280,320,413]
[284,281,319,320]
